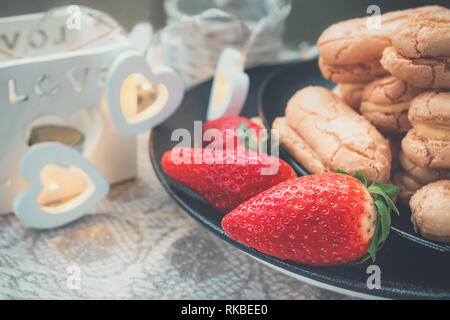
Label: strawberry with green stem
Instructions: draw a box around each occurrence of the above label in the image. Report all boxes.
[336,169,400,262]
[202,116,275,153]
[222,170,400,265]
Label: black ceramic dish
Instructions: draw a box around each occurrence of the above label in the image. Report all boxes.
[149,61,450,299]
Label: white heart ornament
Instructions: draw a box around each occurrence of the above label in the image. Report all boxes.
[13,142,109,229]
[207,47,249,120]
[106,50,184,136]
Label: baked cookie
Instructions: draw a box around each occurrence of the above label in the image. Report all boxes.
[333,83,366,111]
[272,117,327,175]
[392,170,422,204]
[360,76,423,133]
[317,6,444,65]
[380,46,450,89]
[401,91,450,169]
[319,57,388,84]
[409,91,450,131]
[410,180,450,242]
[392,8,450,59]
[275,86,391,183]
[399,151,450,185]
[402,129,450,169]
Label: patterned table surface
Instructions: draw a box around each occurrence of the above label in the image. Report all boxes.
[0,132,352,299]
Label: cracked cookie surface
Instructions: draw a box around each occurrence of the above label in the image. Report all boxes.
[334,83,365,111]
[392,8,450,59]
[317,6,444,65]
[402,129,450,169]
[393,171,422,204]
[282,86,391,183]
[410,180,450,242]
[409,91,450,128]
[360,76,423,133]
[381,47,450,89]
[399,151,450,185]
[319,57,388,83]
[273,117,327,174]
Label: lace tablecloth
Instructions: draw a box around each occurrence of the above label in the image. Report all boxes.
[0,132,353,299]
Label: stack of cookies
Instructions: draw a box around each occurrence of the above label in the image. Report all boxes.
[379,7,450,205]
[394,91,450,203]
[313,5,449,242]
[318,6,439,110]
[317,5,450,192]
[381,9,450,90]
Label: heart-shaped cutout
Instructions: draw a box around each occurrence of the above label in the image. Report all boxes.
[37,163,91,213]
[207,47,249,120]
[106,50,184,136]
[25,107,104,157]
[120,73,169,124]
[13,142,109,229]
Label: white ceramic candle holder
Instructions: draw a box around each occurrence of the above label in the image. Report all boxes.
[0,7,185,228]
[206,47,249,120]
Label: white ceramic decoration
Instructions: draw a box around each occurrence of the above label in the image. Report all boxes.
[0,7,139,216]
[106,50,184,136]
[1,7,185,224]
[14,142,109,229]
[206,47,249,120]
[129,23,153,54]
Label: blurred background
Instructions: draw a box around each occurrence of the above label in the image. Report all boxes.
[1,0,448,45]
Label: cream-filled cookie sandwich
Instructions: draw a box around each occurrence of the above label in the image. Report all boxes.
[273,86,391,183]
[319,57,388,84]
[393,151,450,204]
[392,8,450,60]
[381,47,450,90]
[402,91,450,169]
[333,83,366,111]
[399,151,450,185]
[317,6,444,85]
[380,8,450,89]
[317,7,433,65]
[392,170,422,204]
[360,76,423,133]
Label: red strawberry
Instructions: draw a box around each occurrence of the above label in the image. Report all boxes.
[221,171,399,265]
[161,147,296,213]
[202,116,264,150]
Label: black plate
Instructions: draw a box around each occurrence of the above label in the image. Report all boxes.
[149,61,450,299]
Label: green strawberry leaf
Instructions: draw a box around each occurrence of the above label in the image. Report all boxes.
[334,169,367,187]
[368,184,400,216]
[236,122,250,133]
[236,122,255,151]
[374,198,391,245]
[352,171,367,188]
[370,182,400,199]
[357,196,392,264]
[237,121,271,154]
[357,254,371,264]
[344,173,396,263]
[335,168,349,175]
[367,216,382,262]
